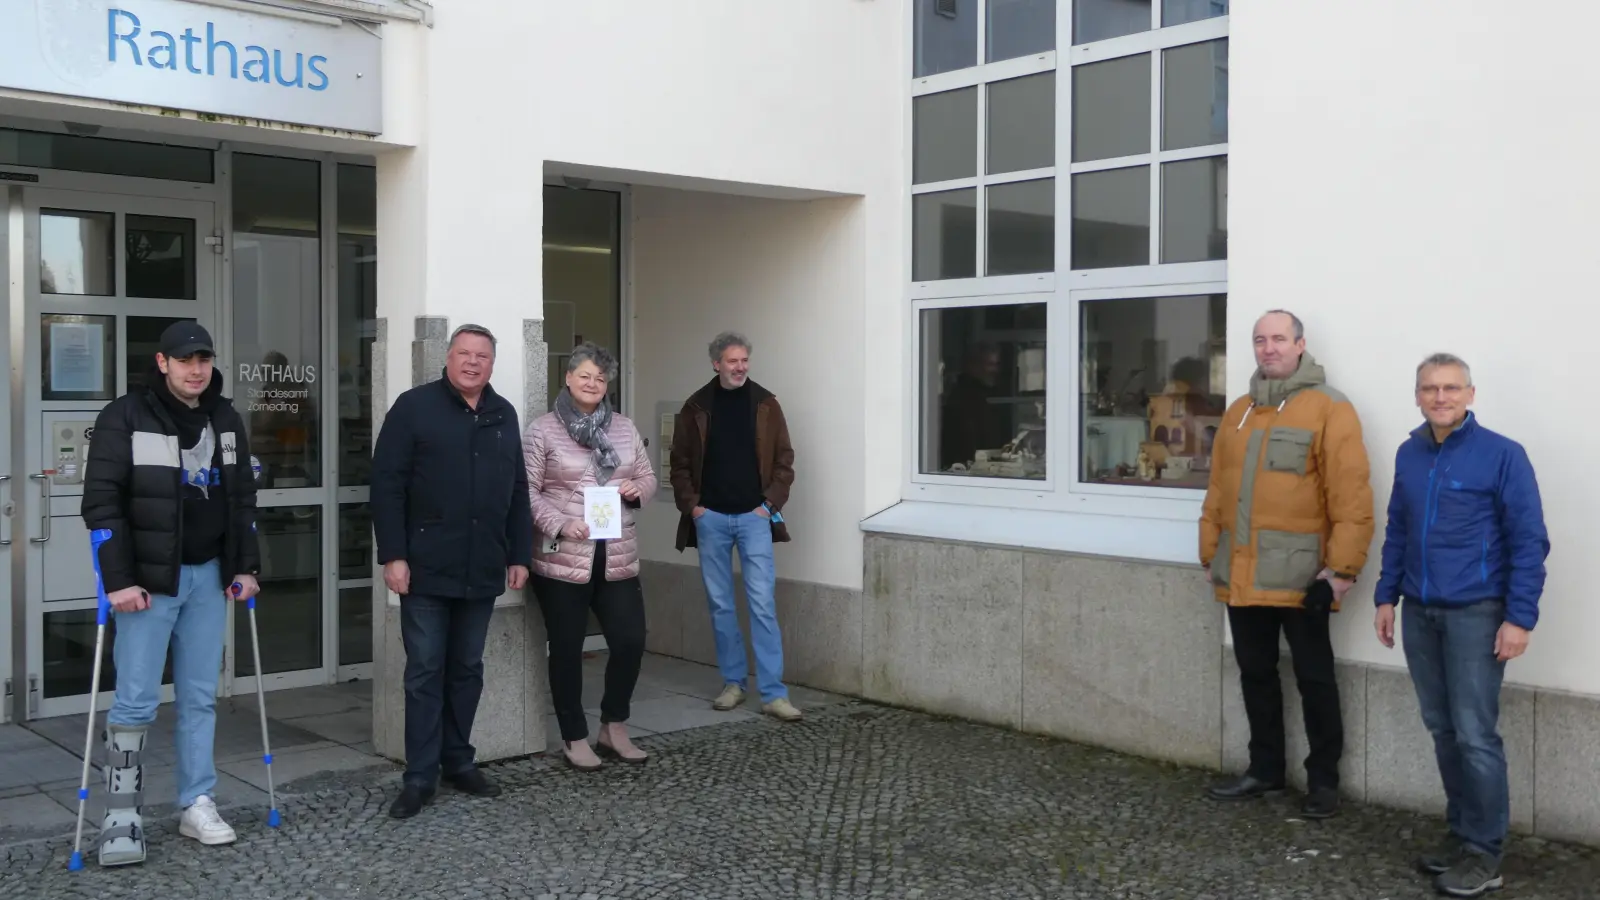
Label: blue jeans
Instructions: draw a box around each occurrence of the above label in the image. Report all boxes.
[694,510,786,703]
[398,594,496,788]
[108,559,226,808]
[1402,598,1510,861]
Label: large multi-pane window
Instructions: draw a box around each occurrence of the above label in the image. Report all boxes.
[911,0,1228,497]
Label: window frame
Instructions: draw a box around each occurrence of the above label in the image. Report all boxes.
[1066,279,1229,501]
[904,1,1229,519]
[910,11,1059,301]
[908,291,1060,493]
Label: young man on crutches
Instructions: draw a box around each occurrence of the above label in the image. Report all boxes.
[80,321,261,866]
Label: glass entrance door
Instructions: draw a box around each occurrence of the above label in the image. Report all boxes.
[21,188,218,718]
[230,153,326,694]
[226,155,376,692]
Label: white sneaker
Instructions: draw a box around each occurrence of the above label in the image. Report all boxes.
[178,796,237,846]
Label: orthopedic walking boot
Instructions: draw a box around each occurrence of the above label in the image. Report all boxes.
[98,723,148,867]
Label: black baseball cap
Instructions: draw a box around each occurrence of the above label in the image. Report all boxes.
[158,321,215,359]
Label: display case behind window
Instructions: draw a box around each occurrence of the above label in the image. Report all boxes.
[1079,294,1225,488]
[920,303,1047,480]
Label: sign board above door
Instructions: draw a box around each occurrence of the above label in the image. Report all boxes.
[0,0,384,134]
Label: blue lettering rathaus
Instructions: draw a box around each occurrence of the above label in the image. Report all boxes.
[107,8,330,91]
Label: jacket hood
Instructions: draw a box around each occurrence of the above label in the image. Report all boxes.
[1249,353,1325,407]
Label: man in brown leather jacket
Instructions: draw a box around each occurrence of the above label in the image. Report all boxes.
[669,331,801,721]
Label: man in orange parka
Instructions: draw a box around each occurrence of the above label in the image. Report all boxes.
[1200,310,1375,819]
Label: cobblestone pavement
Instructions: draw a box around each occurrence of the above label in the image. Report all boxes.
[5,702,1597,899]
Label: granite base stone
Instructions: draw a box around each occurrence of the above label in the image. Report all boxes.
[853,533,1600,849]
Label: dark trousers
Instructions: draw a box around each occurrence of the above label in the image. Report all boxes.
[1403,598,1510,861]
[534,542,647,742]
[1228,604,1344,791]
[399,593,496,788]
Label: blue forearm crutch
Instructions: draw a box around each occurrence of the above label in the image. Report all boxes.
[69,528,114,871]
[234,582,280,827]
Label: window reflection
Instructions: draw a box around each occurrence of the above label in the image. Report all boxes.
[1079,294,1226,489]
[43,610,174,698]
[337,502,373,667]
[913,189,978,281]
[237,506,323,676]
[921,303,1048,479]
[40,210,114,296]
[914,0,978,77]
[339,588,373,667]
[1076,0,1151,45]
[338,164,377,487]
[126,316,188,394]
[543,186,622,411]
[126,215,197,300]
[2,128,213,183]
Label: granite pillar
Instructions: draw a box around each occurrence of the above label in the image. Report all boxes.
[370,315,552,767]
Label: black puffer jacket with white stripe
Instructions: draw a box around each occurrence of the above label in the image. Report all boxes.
[81,369,261,596]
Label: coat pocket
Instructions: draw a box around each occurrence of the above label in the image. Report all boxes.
[1254,530,1323,591]
[1262,427,1314,475]
[1211,530,1233,587]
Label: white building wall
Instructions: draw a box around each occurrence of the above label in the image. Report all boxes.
[529,1,902,197]
[1231,0,1599,694]
[630,188,870,590]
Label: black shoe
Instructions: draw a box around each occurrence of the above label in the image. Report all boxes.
[388,784,435,819]
[1300,787,1339,819]
[1206,774,1286,801]
[1417,834,1467,875]
[444,767,502,797]
[1434,851,1503,897]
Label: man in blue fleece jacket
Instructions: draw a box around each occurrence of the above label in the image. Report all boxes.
[1373,352,1550,899]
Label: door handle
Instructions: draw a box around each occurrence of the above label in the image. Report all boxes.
[29,474,50,544]
[0,475,10,546]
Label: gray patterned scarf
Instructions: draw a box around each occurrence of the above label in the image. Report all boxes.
[554,388,619,484]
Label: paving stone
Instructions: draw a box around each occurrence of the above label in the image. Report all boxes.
[2,702,1597,898]
[0,742,83,791]
[0,794,77,842]
[278,711,372,747]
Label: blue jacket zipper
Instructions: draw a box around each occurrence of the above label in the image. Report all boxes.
[1421,449,1440,601]
[1480,538,1488,583]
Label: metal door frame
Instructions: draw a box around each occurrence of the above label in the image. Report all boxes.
[20,186,219,718]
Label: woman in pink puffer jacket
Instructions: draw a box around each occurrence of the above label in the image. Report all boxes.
[524,343,658,770]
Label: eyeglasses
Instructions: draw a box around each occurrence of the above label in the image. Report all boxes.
[1416,384,1467,397]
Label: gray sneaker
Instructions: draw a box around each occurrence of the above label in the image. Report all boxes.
[712,684,746,711]
[1434,852,1503,898]
[1417,833,1466,875]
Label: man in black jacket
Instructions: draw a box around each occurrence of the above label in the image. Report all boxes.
[81,321,261,867]
[371,323,534,819]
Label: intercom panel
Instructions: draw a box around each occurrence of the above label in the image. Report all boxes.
[653,401,679,496]
[41,414,100,491]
